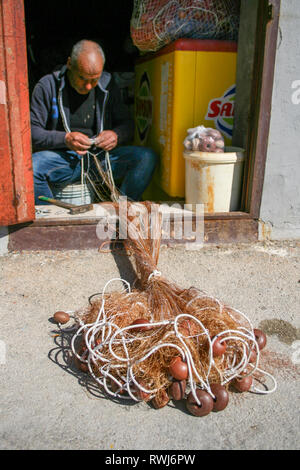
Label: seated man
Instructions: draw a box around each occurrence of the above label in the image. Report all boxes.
[30,39,158,204]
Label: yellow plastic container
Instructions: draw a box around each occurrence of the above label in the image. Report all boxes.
[134,39,237,199]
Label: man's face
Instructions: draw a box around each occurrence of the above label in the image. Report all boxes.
[67,56,103,95]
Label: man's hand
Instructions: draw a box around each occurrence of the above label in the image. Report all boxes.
[95,130,118,151]
[65,132,92,156]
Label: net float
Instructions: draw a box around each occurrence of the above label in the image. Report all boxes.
[254,329,267,350]
[170,380,186,401]
[169,356,188,381]
[53,311,70,324]
[249,349,257,363]
[210,383,229,411]
[134,381,151,401]
[186,390,214,417]
[130,318,153,332]
[212,337,227,356]
[179,319,192,336]
[152,389,169,409]
[233,375,253,392]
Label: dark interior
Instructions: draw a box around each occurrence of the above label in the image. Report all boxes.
[24,0,246,209]
[24,0,137,95]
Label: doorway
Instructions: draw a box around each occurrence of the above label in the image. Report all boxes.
[1,0,281,247]
[24,0,244,216]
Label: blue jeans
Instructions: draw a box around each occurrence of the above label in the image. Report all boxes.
[32,146,158,204]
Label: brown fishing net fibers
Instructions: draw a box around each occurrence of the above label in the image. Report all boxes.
[62,153,277,415]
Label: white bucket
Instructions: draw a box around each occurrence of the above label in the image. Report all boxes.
[52,182,94,205]
[184,147,245,212]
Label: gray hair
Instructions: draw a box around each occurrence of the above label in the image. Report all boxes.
[70,40,106,66]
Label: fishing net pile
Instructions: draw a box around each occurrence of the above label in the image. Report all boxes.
[53,152,276,416]
[130,0,241,53]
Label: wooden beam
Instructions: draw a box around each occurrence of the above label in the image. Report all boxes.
[0,0,35,226]
[8,216,258,251]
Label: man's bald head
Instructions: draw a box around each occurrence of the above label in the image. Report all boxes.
[70,40,105,70]
[67,40,105,94]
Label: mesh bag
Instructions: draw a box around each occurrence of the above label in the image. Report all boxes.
[130,0,241,52]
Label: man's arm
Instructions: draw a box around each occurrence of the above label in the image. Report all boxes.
[30,79,67,151]
[31,78,92,154]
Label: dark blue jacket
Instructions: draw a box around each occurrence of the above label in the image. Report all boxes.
[30,66,134,152]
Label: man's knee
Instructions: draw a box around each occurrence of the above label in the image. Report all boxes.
[136,147,158,171]
[32,151,54,177]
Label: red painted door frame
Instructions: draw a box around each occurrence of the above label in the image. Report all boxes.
[0,0,35,226]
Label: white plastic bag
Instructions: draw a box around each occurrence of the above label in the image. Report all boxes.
[183,125,225,153]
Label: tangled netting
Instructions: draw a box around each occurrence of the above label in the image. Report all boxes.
[130,0,241,52]
[53,153,276,415]
[63,205,276,415]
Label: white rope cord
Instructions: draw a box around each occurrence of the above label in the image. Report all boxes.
[70,278,277,402]
[82,148,118,202]
[148,270,162,281]
[104,151,118,202]
[249,366,277,395]
[173,314,212,403]
[81,156,84,202]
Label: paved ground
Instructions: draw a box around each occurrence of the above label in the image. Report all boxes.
[0,240,299,450]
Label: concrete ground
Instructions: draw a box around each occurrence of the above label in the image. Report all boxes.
[0,240,299,450]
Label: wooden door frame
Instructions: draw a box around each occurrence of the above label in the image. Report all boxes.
[243,0,281,219]
[0,0,35,227]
